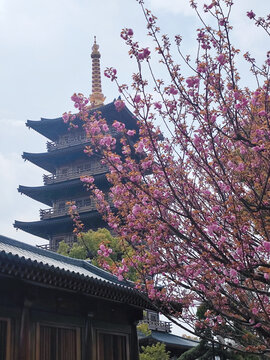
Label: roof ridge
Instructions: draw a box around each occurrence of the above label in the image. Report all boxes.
[0,234,88,267]
[26,101,115,123]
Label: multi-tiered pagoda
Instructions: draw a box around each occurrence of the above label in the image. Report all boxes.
[14,39,138,251]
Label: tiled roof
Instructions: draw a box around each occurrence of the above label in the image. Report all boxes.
[139,330,199,349]
[0,235,150,308]
[26,101,138,141]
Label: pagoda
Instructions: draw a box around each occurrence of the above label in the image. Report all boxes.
[14,39,138,251]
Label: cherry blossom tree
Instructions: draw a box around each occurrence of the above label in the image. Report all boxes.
[65,0,270,355]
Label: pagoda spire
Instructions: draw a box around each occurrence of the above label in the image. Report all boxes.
[89,36,105,108]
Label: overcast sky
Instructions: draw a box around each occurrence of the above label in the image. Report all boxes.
[0,0,269,248]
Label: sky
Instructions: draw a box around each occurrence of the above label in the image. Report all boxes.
[0,0,268,247]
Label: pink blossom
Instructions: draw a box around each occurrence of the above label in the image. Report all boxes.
[230,268,237,278]
[71,93,77,102]
[219,18,226,26]
[247,11,255,19]
[99,135,116,148]
[134,95,141,103]
[112,121,125,132]
[234,91,240,100]
[263,242,270,252]
[169,86,178,95]
[218,236,226,246]
[114,99,125,112]
[81,176,94,184]
[104,68,117,80]
[217,54,226,65]
[127,28,133,36]
[197,62,207,73]
[127,130,136,136]
[102,124,109,132]
[131,235,137,243]
[138,48,151,60]
[98,243,113,257]
[207,223,220,236]
[141,160,152,170]
[154,102,162,109]
[136,141,144,153]
[236,163,245,172]
[252,307,259,315]
[62,113,70,123]
[132,204,141,216]
[186,77,199,88]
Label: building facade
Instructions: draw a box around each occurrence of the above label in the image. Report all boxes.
[0,235,150,360]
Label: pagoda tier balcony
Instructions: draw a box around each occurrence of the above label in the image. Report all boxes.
[36,238,75,252]
[36,242,68,252]
[40,202,95,220]
[138,319,172,333]
[46,132,89,152]
[36,243,51,250]
[43,166,107,185]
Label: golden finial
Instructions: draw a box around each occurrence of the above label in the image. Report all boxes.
[89,36,106,108]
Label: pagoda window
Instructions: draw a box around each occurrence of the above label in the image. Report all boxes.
[61,168,68,175]
[76,200,83,208]
[52,236,65,251]
[84,162,92,171]
[75,162,92,174]
[57,202,66,213]
[75,198,92,209]
[36,323,81,360]
[97,331,129,360]
[76,165,84,174]
[83,198,91,207]
[78,132,86,140]
[0,318,11,360]
[147,311,159,322]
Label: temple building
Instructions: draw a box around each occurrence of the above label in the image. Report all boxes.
[0,234,150,360]
[14,39,138,251]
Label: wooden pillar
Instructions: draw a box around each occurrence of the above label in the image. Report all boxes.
[130,322,140,360]
[19,298,31,360]
[84,312,94,360]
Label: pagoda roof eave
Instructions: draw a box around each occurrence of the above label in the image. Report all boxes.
[18,173,109,206]
[139,330,199,350]
[26,101,138,141]
[26,117,68,141]
[22,144,91,172]
[14,211,106,240]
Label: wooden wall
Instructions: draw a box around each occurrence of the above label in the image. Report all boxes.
[0,277,142,360]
